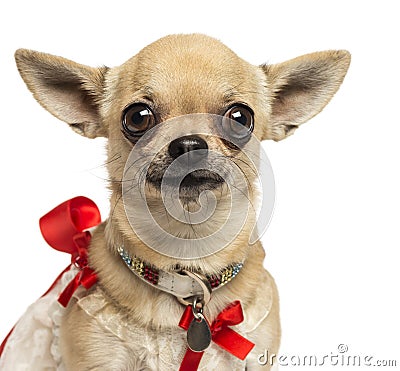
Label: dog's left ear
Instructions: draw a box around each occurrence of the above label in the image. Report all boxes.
[15,49,108,138]
[262,50,351,141]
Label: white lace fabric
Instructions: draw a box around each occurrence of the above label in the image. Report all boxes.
[0,267,79,371]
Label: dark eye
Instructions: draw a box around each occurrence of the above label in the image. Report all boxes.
[122,103,155,139]
[222,104,254,140]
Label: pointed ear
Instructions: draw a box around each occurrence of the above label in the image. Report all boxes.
[262,50,351,141]
[15,49,109,138]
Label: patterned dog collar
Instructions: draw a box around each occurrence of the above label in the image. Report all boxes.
[117,246,243,299]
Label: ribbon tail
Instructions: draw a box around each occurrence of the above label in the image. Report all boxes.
[80,267,97,289]
[212,327,255,361]
[57,267,97,307]
[179,348,204,371]
[58,271,82,307]
[178,305,194,330]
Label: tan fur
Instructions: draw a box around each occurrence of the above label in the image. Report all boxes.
[14,34,350,370]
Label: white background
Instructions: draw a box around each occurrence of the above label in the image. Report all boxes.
[1,0,399,369]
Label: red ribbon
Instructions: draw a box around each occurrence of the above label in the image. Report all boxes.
[0,197,101,358]
[39,196,101,306]
[178,301,255,370]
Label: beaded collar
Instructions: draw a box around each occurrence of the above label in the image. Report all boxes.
[117,246,243,299]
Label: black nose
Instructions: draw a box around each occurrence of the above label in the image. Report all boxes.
[168,135,208,164]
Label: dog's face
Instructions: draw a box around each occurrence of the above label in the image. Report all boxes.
[15,34,350,270]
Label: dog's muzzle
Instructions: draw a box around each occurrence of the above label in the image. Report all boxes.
[147,135,225,193]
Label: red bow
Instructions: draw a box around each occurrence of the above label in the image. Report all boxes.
[0,197,101,358]
[178,301,255,370]
[39,196,101,307]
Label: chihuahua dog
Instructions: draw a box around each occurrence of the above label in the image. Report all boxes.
[11,34,350,370]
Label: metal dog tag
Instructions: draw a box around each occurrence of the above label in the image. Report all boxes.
[187,313,211,352]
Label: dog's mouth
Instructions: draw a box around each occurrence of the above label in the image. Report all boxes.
[146,169,225,199]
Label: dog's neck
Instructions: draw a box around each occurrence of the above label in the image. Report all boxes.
[89,220,266,326]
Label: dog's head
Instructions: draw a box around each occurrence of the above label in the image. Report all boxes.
[15,34,350,270]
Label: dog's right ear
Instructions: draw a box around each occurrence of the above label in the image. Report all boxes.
[15,49,108,138]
